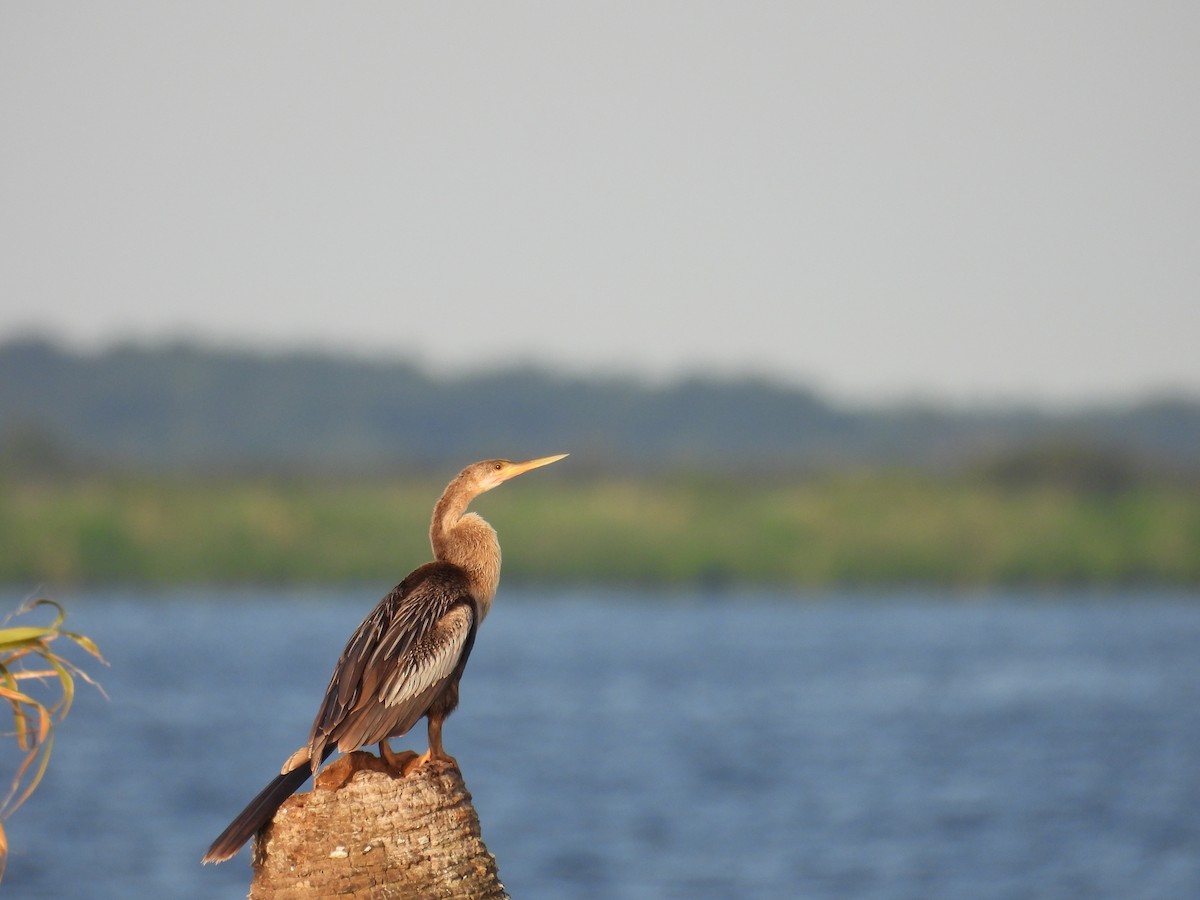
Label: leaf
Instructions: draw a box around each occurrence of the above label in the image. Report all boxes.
[0,627,57,647]
[14,599,66,631]
[62,631,107,664]
[0,684,40,706]
[2,732,54,819]
[0,597,103,885]
[43,656,75,719]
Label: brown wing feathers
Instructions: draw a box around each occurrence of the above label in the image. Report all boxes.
[307,563,478,765]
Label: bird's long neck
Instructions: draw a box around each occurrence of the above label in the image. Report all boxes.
[430,487,501,618]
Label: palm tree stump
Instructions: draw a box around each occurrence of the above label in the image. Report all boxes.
[249,751,508,899]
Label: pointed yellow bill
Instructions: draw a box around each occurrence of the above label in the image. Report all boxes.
[497,453,569,482]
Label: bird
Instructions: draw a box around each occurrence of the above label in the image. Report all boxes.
[203,454,567,864]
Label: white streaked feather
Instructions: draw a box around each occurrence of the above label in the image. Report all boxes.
[382,605,472,707]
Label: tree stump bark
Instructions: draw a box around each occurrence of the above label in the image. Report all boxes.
[249,751,508,899]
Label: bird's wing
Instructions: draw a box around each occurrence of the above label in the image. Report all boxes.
[308,563,477,761]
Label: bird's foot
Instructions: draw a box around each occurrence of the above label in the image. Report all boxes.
[400,749,458,776]
[401,749,431,776]
[378,741,419,772]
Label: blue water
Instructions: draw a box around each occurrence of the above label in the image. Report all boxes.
[3,588,1199,899]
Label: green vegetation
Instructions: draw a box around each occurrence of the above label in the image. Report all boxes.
[1,471,1197,587]
[0,600,104,880]
[3,340,1198,588]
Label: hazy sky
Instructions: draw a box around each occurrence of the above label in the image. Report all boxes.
[2,3,1197,404]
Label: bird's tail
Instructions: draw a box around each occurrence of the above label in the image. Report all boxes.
[202,747,333,864]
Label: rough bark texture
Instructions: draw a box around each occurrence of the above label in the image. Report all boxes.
[249,752,508,899]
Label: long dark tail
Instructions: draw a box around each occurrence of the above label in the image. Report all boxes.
[203,748,334,864]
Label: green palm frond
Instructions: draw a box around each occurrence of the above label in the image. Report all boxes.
[0,599,105,882]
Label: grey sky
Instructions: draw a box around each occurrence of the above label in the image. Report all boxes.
[2,3,1197,404]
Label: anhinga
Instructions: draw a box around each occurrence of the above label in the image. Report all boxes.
[203,454,567,864]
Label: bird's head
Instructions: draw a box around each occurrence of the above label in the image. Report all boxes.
[463,454,569,496]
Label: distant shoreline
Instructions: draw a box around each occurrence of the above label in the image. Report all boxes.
[4,471,1197,589]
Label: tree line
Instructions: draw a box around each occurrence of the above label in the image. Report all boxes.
[2,337,1198,479]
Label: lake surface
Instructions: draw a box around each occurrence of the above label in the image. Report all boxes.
[3,587,1199,899]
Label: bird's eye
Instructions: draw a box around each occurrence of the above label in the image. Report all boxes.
[493,463,503,470]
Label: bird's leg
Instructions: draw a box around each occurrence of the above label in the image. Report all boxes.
[428,711,447,760]
[400,712,455,775]
[378,739,418,772]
